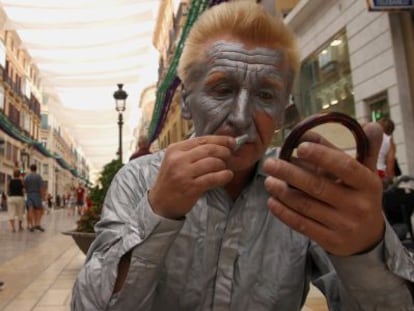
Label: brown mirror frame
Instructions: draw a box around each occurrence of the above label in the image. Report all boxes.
[279,111,369,163]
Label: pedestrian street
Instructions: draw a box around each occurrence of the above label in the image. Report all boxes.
[0,209,328,311]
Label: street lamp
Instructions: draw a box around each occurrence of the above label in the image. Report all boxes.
[20,148,30,174]
[113,84,128,163]
[54,168,59,204]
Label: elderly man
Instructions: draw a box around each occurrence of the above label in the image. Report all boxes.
[72,2,414,310]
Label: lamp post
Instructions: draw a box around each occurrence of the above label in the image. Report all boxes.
[55,168,59,204]
[20,148,30,174]
[113,84,128,163]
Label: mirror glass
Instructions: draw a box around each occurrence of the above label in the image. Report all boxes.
[279,111,368,163]
[303,122,357,158]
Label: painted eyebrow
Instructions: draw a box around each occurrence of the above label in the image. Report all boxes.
[204,71,230,88]
[204,69,285,91]
[260,76,284,91]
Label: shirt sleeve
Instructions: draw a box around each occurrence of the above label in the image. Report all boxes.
[328,220,414,310]
[71,159,184,311]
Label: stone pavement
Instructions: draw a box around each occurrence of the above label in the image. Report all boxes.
[0,209,83,311]
[0,209,328,311]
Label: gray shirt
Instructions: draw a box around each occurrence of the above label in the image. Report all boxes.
[24,172,43,194]
[72,150,414,310]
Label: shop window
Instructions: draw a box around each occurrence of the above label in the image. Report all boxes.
[41,113,48,129]
[12,144,18,164]
[0,139,4,158]
[365,92,389,121]
[22,111,30,132]
[43,163,49,177]
[6,142,11,160]
[0,172,5,194]
[295,31,355,118]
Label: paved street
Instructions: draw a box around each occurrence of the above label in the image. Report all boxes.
[0,209,83,311]
[0,209,328,311]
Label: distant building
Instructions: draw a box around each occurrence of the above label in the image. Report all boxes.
[0,6,89,194]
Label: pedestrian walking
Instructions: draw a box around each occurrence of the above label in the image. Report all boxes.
[7,169,25,232]
[75,184,85,215]
[67,188,77,216]
[46,193,53,214]
[24,164,45,232]
[56,194,61,209]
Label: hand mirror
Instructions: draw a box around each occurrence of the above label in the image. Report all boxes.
[279,111,369,164]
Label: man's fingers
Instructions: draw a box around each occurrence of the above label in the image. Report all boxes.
[194,170,234,189]
[191,158,228,177]
[264,157,347,206]
[178,135,236,151]
[298,130,338,150]
[168,135,235,165]
[295,142,375,190]
[266,195,336,248]
[187,144,233,163]
[264,177,343,230]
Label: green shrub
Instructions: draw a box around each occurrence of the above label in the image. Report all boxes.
[76,159,123,233]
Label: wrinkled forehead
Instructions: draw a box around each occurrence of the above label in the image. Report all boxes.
[205,40,285,73]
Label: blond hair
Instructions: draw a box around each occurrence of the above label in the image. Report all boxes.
[177,1,300,84]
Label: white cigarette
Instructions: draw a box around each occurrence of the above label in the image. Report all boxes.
[234,134,248,151]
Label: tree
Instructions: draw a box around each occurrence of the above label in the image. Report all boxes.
[76,159,123,232]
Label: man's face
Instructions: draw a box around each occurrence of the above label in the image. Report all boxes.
[182,40,292,171]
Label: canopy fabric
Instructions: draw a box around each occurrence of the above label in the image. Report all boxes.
[0,0,162,180]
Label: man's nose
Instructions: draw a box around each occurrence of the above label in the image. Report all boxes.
[227,89,252,130]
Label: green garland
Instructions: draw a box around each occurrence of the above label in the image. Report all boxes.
[148,0,210,141]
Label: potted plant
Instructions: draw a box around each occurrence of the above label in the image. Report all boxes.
[63,159,123,254]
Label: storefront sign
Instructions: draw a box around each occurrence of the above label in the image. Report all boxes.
[367,0,414,11]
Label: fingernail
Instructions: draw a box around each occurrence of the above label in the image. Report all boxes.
[297,142,310,157]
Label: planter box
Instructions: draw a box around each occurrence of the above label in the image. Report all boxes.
[62,230,96,255]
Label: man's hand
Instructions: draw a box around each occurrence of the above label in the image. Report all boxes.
[263,122,385,256]
[149,135,236,219]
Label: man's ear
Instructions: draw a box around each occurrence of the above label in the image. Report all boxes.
[180,87,192,120]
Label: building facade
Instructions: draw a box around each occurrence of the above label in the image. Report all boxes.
[151,0,414,177]
[286,0,414,175]
[152,0,193,148]
[0,7,89,196]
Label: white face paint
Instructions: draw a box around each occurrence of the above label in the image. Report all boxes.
[181,40,293,141]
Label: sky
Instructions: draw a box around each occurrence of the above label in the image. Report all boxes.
[0,0,163,181]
